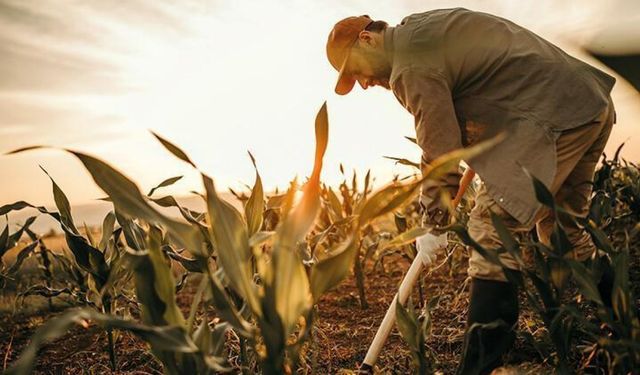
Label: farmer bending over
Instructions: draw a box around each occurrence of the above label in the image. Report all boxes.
[326,8,616,374]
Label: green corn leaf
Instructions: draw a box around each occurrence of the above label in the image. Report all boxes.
[115,212,146,251]
[163,246,203,273]
[150,196,206,226]
[0,201,43,216]
[64,231,110,290]
[278,178,321,244]
[269,237,312,336]
[357,180,422,227]
[450,224,504,269]
[310,236,357,302]
[98,211,116,252]
[6,241,38,275]
[209,322,229,358]
[148,226,186,326]
[70,151,203,256]
[245,151,265,236]
[193,320,212,355]
[395,298,419,350]
[40,166,79,234]
[424,133,506,182]
[6,216,37,250]
[489,213,519,255]
[489,213,525,267]
[313,102,329,179]
[612,251,631,318]
[83,222,96,248]
[523,167,556,209]
[203,174,260,316]
[359,134,503,225]
[279,179,298,219]
[364,169,372,195]
[249,230,275,248]
[12,147,198,255]
[205,270,253,337]
[383,156,420,169]
[151,131,197,168]
[325,187,343,222]
[128,227,185,327]
[404,136,418,145]
[257,282,287,363]
[0,218,37,259]
[577,217,614,254]
[394,213,408,233]
[148,175,183,197]
[5,145,48,155]
[265,103,330,335]
[351,169,358,192]
[275,103,328,244]
[287,101,328,230]
[4,308,198,375]
[18,285,76,299]
[0,224,10,260]
[266,193,287,210]
[529,271,557,310]
[549,258,571,291]
[550,222,573,257]
[379,227,429,252]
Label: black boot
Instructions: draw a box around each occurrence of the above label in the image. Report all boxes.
[456,278,519,375]
[596,256,615,308]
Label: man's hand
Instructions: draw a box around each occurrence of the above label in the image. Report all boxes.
[416,232,448,265]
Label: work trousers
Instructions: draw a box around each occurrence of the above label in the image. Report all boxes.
[467,98,616,282]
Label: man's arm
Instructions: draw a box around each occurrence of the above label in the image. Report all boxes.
[392,68,463,228]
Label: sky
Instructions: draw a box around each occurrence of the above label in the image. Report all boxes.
[1,0,639,209]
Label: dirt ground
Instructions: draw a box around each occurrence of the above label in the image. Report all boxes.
[3,222,639,374]
[0,245,561,374]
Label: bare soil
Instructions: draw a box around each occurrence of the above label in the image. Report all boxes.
[3,224,639,374]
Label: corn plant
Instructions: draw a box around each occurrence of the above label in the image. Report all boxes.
[5,102,508,374]
[0,169,135,370]
[4,103,402,373]
[395,297,439,374]
[450,151,640,374]
[590,143,640,227]
[193,103,441,372]
[315,166,375,308]
[0,216,39,289]
[5,224,231,375]
[315,166,437,310]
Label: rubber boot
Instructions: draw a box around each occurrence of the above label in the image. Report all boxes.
[596,256,615,308]
[456,278,519,375]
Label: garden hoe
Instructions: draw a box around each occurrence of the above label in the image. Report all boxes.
[360,168,476,373]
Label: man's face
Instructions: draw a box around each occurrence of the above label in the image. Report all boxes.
[342,41,392,91]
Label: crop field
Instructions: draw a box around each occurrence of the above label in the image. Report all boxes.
[0,104,639,374]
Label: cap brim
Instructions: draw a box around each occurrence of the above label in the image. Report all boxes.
[335,74,356,95]
[334,54,356,95]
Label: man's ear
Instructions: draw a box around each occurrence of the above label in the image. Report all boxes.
[357,30,378,48]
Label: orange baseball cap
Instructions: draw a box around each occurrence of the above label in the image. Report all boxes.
[326,15,373,95]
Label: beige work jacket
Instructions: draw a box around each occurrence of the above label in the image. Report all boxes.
[385,8,616,226]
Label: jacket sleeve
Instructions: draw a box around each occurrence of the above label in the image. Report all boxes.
[392,69,463,227]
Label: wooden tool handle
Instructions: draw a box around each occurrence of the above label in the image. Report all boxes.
[361,168,475,371]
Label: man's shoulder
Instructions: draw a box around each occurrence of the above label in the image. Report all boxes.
[395,8,492,48]
[399,7,475,25]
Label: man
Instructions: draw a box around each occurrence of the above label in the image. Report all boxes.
[326,8,616,374]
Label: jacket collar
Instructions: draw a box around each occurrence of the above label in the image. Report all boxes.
[383,26,395,67]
